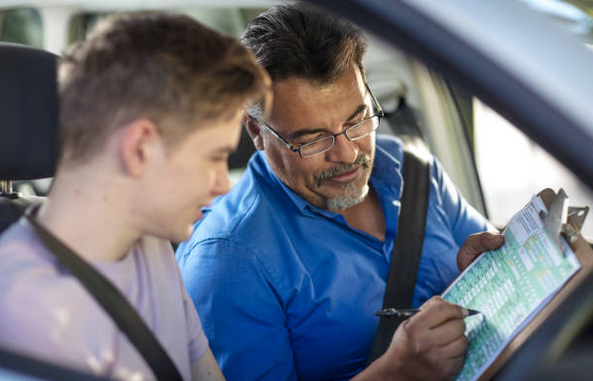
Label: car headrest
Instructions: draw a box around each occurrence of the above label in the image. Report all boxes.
[0,43,58,181]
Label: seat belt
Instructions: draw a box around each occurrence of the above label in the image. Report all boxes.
[366,99,431,364]
[25,212,184,381]
[0,345,111,381]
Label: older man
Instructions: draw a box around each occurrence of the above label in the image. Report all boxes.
[176,4,501,381]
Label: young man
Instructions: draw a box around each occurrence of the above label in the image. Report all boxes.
[176,4,503,381]
[0,12,269,381]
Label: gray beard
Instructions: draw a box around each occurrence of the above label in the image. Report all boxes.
[326,183,370,210]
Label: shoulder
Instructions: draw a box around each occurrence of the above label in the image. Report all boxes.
[129,235,192,301]
[375,134,444,180]
[0,221,94,359]
[137,235,176,265]
[176,170,301,295]
[135,235,182,277]
[376,134,404,158]
[180,156,295,256]
[0,219,60,285]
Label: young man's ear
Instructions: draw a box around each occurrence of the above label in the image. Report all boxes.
[243,114,264,151]
[119,119,161,177]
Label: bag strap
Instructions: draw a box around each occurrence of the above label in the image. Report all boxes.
[366,101,431,364]
[25,213,184,381]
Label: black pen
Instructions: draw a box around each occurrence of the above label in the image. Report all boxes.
[375,308,481,318]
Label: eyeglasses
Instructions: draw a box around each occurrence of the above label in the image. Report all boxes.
[252,84,384,159]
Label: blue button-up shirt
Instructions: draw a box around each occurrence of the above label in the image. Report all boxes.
[176,135,489,381]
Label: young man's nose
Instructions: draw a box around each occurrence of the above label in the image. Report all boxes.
[211,168,232,196]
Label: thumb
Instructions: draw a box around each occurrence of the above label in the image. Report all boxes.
[457,232,504,270]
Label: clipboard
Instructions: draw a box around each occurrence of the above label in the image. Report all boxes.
[477,188,593,380]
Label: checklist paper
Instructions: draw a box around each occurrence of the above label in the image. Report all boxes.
[442,195,581,381]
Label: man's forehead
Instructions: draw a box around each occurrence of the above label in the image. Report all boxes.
[269,67,367,130]
[273,64,365,96]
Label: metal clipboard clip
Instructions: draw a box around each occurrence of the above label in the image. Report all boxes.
[540,188,589,253]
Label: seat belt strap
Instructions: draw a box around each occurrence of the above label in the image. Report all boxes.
[26,212,184,381]
[366,143,431,364]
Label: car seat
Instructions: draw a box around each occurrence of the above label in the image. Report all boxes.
[0,42,58,234]
[0,41,115,381]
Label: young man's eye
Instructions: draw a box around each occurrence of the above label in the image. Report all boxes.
[210,155,228,163]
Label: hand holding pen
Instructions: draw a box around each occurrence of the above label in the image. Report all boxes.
[376,307,481,318]
[363,297,473,381]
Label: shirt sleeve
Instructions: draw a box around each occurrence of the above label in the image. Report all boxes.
[412,157,491,306]
[432,157,491,241]
[177,238,297,381]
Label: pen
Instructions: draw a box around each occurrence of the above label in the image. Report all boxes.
[375,308,481,318]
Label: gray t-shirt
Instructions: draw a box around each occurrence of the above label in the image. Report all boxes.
[0,217,208,381]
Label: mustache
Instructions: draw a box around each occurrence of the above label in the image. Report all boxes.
[314,154,371,188]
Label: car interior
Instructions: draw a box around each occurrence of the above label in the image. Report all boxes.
[1,1,593,379]
[0,42,57,234]
[0,42,115,381]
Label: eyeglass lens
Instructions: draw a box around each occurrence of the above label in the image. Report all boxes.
[299,115,380,158]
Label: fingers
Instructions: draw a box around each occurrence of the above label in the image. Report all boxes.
[412,296,467,329]
[389,310,469,381]
[383,298,470,381]
[457,231,504,270]
[441,353,467,381]
[433,336,469,380]
[437,334,469,359]
[422,329,468,380]
[429,317,467,346]
[463,232,504,256]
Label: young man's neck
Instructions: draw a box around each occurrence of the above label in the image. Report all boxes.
[336,187,386,242]
[36,167,141,263]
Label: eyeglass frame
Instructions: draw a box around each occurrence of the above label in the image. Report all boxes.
[250,83,385,159]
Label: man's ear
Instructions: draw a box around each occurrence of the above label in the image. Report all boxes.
[119,119,160,177]
[243,114,264,151]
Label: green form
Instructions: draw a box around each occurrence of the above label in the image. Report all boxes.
[442,195,580,381]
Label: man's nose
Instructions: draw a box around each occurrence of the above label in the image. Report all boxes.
[325,133,358,163]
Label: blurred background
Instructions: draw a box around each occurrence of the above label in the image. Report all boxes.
[2,0,592,237]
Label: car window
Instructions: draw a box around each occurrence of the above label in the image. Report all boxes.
[0,8,43,47]
[474,98,593,239]
[468,0,593,238]
[67,7,268,43]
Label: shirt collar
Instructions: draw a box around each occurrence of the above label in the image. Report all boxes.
[259,152,321,217]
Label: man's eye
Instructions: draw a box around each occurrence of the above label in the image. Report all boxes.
[350,110,371,125]
[298,134,326,145]
[351,115,370,126]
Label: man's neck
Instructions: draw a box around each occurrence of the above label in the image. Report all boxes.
[36,170,141,263]
[336,187,386,241]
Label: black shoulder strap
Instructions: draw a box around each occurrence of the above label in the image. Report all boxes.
[25,213,183,381]
[0,345,111,381]
[366,101,431,364]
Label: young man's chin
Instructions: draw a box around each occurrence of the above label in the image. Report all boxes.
[156,223,193,244]
[168,232,190,245]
